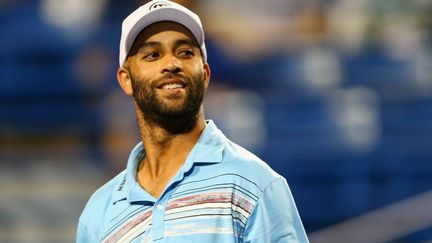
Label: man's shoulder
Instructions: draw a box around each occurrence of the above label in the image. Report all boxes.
[79,170,126,222]
[220,138,283,191]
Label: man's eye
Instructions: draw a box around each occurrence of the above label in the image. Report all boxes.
[178,50,195,57]
[143,52,160,60]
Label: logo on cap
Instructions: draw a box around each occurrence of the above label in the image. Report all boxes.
[149,1,171,10]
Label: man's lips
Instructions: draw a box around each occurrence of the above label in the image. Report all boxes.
[157,79,187,90]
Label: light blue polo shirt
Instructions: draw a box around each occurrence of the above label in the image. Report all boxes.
[77,120,308,242]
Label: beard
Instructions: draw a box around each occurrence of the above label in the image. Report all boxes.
[130,71,206,135]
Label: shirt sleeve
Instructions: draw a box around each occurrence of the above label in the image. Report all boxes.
[243,177,309,243]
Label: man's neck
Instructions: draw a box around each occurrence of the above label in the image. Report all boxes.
[134,107,206,198]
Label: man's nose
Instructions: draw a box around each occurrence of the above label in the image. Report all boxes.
[162,55,182,74]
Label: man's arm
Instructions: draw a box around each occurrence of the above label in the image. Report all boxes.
[243,177,309,243]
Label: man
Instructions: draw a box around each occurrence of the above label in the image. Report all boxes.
[77,1,309,242]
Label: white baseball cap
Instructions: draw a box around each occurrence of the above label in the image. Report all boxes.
[119,0,207,67]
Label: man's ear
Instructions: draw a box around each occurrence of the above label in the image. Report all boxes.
[117,67,133,96]
[203,63,211,89]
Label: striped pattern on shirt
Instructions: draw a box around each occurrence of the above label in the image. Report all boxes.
[102,173,261,243]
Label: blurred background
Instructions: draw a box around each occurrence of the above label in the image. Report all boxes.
[1,0,432,242]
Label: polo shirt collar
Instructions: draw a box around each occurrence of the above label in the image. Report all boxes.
[112,120,225,204]
[191,120,225,164]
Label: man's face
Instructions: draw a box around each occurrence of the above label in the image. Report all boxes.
[123,22,209,133]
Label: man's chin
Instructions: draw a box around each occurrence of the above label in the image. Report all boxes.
[156,104,190,117]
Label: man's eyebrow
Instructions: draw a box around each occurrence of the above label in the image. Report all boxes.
[138,41,161,50]
[174,39,199,49]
